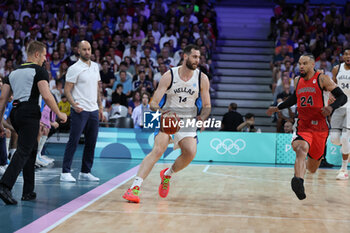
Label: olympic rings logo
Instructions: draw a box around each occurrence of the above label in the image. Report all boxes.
[210,138,246,155]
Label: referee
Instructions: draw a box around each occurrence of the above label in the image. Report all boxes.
[0,41,67,205]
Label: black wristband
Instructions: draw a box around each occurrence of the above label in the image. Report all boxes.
[277,92,297,110]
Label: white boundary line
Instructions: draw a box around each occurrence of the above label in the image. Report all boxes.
[80,209,350,223]
[41,174,136,233]
[202,165,350,187]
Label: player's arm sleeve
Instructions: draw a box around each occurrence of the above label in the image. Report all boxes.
[330,87,347,110]
[277,92,297,110]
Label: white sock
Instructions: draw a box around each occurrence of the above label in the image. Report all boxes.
[164,167,174,177]
[131,176,143,189]
[37,136,48,155]
[5,138,10,154]
[341,159,349,171]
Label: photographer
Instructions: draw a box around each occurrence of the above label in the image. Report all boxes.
[237,113,261,132]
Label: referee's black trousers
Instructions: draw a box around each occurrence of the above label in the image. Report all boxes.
[0,103,40,195]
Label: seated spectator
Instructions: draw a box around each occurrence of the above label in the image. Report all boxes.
[113,70,132,97]
[0,59,13,78]
[275,37,293,55]
[292,5,309,27]
[237,113,260,132]
[154,54,164,71]
[115,21,129,39]
[131,23,145,43]
[114,62,133,84]
[199,55,211,78]
[124,56,136,76]
[45,31,56,55]
[274,72,295,104]
[315,51,332,71]
[139,0,150,19]
[280,60,293,73]
[67,44,79,66]
[310,32,326,58]
[51,79,64,103]
[123,39,142,57]
[57,62,68,84]
[58,94,71,131]
[161,47,176,67]
[139,58,153,81]
[344,32,350,48]
[111,84,128,107]
[293,42,308,63]
[181,7,198,25]
[106,47,121,68]
[148,35,160,54]
[284,121,293,133]
[221,103,243,131]
[111,34,125,59]
[58,94,71,117]
[273,45,294,65]
[128,91,141,116]
[276,82,295,132]
[132,92,150,128]
[174,40,186,65]
[100,60,115,89]
[160,27,177,49]
[151,21,162,44]
[133,70,153,93]
[153,63,168,89]
[318,61,333,78]
[276,68,294,87]
[141,46,157,66]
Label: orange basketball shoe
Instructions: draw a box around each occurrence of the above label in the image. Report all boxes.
[159,168,171,198]
[123,186,140,203]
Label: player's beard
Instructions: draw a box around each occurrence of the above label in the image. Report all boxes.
[300,71,307,77]
[186,59,197,70]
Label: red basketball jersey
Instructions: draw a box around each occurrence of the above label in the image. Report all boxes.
[295,71,328,131]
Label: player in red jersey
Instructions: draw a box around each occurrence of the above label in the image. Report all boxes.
[267,54,347,200]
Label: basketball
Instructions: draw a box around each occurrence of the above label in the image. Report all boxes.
[160,112,180,135]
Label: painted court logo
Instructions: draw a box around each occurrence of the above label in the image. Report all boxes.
[143,110,221,130]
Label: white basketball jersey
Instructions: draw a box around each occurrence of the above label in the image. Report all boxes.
[161,66,201,118]
[336,63,350,106]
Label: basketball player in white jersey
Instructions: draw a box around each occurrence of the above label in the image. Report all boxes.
[123,44,211,203]
[330,47,350,179]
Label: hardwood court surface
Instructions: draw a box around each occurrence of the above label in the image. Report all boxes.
[50,164,350,233]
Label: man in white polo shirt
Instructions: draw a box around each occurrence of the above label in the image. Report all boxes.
[60,40,103,182]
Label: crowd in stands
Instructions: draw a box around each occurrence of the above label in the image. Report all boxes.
[0,0,218,169]
[0,0,218,129]
[269,0,350,132]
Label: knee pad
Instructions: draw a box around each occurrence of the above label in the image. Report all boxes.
[330,130,341,145]
[341,130,350,154]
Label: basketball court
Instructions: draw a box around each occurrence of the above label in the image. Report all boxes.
[7,152,350,233]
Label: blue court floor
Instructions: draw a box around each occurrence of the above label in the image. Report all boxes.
[0,143,339,233]
[0,144,141,233]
